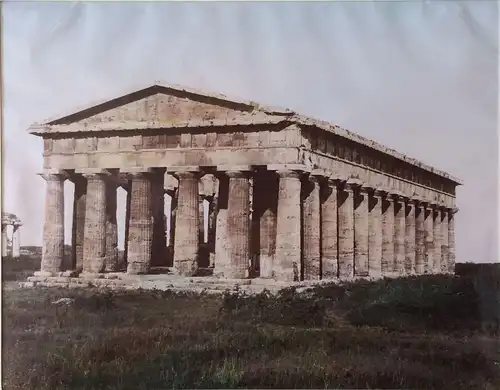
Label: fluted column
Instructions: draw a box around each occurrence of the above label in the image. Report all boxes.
[414,201,426,274]
[1,225,7,257]
[368,189,383,278]
[274,170,302,281]
[71,175,87,271]
[126,172,153,274]
[433,206,442,273]
[82,173,107,274]
[172,171,200,276]
[208,195,217,268]
[321,178,339,279]
[123,181,132,268]
[440,207,449,273]
[423,203,434,274]
[302,173,321,280]
[338,181,355,279]
[12,225,21,258]
[214,174,230,277]
[393,194,406,275]
[103,180,119,272]
[405,199,417,274]
[38,173,66,275]
[381,192,395,276]
[226,170,251,279]
[448,207,457,273]
[354,185,369,277]
[151,171,166,267]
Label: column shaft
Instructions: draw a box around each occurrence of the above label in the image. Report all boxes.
[405,201,416,274]
[226,171,251,279]
[1,225,7,257]
[321,180,338,279]
[368,192,383,278]
[274,170,302,281]
[393,196,406,275]
[151,172,166,267]
[126,173,153,274]
[424,205,434,274]
[433,208,442,273]
[173,172,200,276]
[104,180,119,272]
[12,226,21,258]
[381,196,395,275]
[441,209,449,273]
[208,195,217,268]
[354,187,369,276]
[40,173,65,274]
[123,181,132,268]
[82,174,107,274]
[214,175,230,276]
[415,204,426,274]
[302,175,321,280]
[71,176,87,271]
[338,184,355,279]
[448,209,456,273]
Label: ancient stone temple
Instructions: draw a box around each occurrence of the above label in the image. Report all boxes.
[25,82,461,290]
[2,212,22,258]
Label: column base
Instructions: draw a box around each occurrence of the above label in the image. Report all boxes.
[34,271,55,277]
[127,262,150,275]
[79,272,106,279]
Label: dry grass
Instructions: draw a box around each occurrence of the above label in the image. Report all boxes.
[2,255,500,389]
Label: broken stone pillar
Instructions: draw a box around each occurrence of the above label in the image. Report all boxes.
[150,171,166,267]
[214,174,230,277]
[126,172,153,274]
[338,181,355,279]
[254,171,278,279]
[381,192,395,276]
[104,179,119,272]
[172,170,200,276]
[274,170,302,282]
[405,199,417,274]
[424,203,434,274]
[354,185,369,277]
[440,208,449,273]
[368,189,384,278]
[1,225,7,257]
[414,201,426,274]
[82,173,107,274]
[38,173,66,275]
[393,194,406,275]
[12,225,21,258]
[433,206,442,273]
[448,207,457,273]
[321,178,339,279]
[302,173,321,280]
[71,175,87,271]
[226,170,251,279]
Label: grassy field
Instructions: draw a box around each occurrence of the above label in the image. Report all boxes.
[2,255,500,389]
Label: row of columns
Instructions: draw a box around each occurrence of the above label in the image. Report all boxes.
[37,168,457,281]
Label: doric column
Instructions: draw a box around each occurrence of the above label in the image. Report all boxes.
[12,225,21,258]
[71,175,87,271]
[338,180,356,279]
[274,170,302,281]
[126,172,153,275]
[368,189,384,278]
[354,185,369,277]
[448,207,457,273]
[38,173,66,275]
[423,203,434,274]
[321,178,339,279]
[214,174,230,277]
[405,199,417,274]
[1,225,7,257]
[253,171,278,279]
[150,171,166,267]
[226,170,251,279]
[208,194,217,268]
[414,200,426,274]
[381,192,395,276]
[433,206,442,273]
[302,172,321,280]
[393,194,406,275]
[440,207,449,273]
[104,179,119,272]
[123,181,132,267]
[82,173,107,274]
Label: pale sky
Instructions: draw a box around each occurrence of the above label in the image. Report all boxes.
[2,1,499,263]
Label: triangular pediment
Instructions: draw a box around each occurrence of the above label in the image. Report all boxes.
[30,82,295,133]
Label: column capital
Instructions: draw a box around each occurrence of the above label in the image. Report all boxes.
[226,170,250,179]
[448,206,459,214]
[276,169,302,180]
[344,178,364,191]
[391,191,408,203]
[38,171,68,182]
